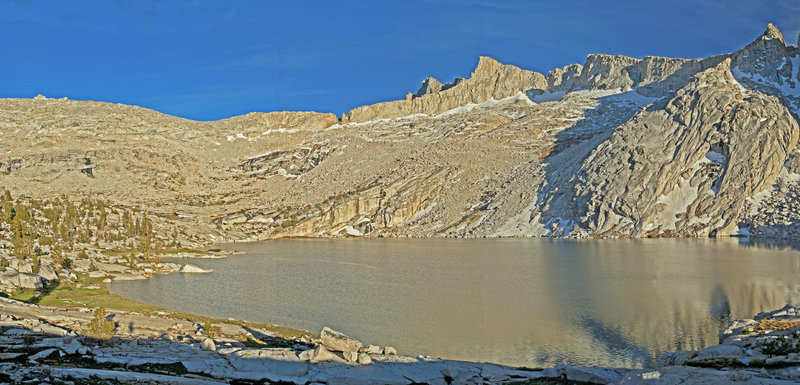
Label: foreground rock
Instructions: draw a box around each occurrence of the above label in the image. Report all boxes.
[320,326,363,353]
[3,297,800,384]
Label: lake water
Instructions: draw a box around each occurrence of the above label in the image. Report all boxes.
[109,238,800,368]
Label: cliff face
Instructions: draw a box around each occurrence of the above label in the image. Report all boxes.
[0,24,799,244]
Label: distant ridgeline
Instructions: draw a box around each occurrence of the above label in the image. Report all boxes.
[0,24,798,243]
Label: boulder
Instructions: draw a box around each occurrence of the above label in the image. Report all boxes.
[655,350,697,367]
[200,338,216,351]
[357,353,372,365]
[359,344,383,354]
[0,272,44,289]
[320,327,362,353]
[39,265,59,282]
[384,346,397,355]
[9,259,33,273]
[694,344,742,360]
[343,350,358,363]
[309,345,337,363]
[542,366,627,384]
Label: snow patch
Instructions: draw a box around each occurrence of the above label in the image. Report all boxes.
[436,92,535,118]
[276,168,300,179]
[604,89,660,107]
[529,90,566,103]
[333,225,363,236]
[705,150,726,164]
[494,200,547,237]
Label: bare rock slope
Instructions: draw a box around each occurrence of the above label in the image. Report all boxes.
[1,24,799,245]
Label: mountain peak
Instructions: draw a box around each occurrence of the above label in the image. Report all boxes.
[415,77,444,97]
[762,23,785,44]
[472,56,503,78]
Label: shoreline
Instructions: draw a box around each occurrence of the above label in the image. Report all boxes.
[4,237,800,384]
[2,297,800,384]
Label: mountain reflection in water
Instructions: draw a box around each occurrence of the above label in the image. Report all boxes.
[109,238,799,368]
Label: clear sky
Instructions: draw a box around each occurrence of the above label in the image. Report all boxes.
[2,0,799,121]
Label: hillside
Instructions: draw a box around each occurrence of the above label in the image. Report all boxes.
[0,23,798,260]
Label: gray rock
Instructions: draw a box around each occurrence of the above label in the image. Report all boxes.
[309,345,336,363]
[320,327,362,353]
[343,350,358,363]
[384,346,397,355]
[38,265,58,282]
[542,365,627,384]
[357,352,371,365]
[694,344,742,360]
[200,338,215,351]
[28,348,60,362]
[656,350,697,367]
[0,271,44,289]
[9,259,33,273]
[359,344,383,354]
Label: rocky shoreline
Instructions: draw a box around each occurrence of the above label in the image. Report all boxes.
[2,297,800,384]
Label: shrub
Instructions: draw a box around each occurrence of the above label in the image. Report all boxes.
[85,306,115,340]
[203,318,221,338]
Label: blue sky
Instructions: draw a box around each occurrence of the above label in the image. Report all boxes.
[1,1,799,121]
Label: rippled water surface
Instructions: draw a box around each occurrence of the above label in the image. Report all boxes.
[109,238,800,368]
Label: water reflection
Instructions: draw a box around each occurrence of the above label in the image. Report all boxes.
[109,238,800,368]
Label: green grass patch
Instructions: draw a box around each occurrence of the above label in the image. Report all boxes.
[105,248,205,256]
[3,273,312,341]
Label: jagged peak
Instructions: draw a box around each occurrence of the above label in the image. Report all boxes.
[415,77,444,97]
[472,56,504,78]
[762,23,785,44]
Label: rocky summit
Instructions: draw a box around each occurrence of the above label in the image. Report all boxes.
[1,24,799,245]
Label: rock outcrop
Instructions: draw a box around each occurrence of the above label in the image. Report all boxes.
[546,54,728,97]
[415,77,444,96]
[538,58,800,237]
[731,23,799,90]
[220,110,339,132]
[345,56,546,122]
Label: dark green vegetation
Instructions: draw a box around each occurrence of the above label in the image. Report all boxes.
[0,189,183,268]
[757,331,800,356]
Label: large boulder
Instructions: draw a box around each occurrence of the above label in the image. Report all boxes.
[39,265,59,282]
[0,271,44,289]
[9,259,33,273]
[320,327,362,353]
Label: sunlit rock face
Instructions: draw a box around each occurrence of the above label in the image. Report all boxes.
[537,59,799,238]
[344,56,547,123]
[0,24,799,243]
